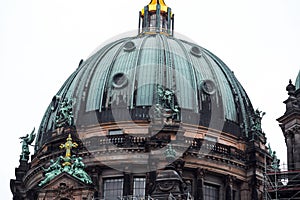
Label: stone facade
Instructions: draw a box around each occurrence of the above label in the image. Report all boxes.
[11,120,273,199]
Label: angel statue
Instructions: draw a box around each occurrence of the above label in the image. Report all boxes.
[20,128,36,162]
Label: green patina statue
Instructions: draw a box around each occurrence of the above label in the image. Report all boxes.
[39,134,93,187]
[267,143,280,170]
[157,85,175,110]
[250,109,265,140]
[71,156,93,184]
[267,143,272,155]
[165,144,177,163]
[155,85,180,121]
[55,98,74,128]
[38,157,63,186]
[251,109,265,132]
[19,128,36,161]
[270,145,279,170]
[271,151,280,170]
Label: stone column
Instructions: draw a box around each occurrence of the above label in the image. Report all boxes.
[285,131,294,170]
[225,175,234,200]
[240,182,250,200]
[195,168,205,200]
[90,167,101,198]
[146,171,156,196]
[123,172,132,197]
[294,127,300,170]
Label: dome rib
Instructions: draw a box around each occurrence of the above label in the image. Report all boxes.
[163,36,174,86]
[101,37,136,109]
[85,38,129,112]
[204,49,251,136]
[130,35,151,108]
[201,52,234,121]
[171,37,199,111]
[136,35,160,106]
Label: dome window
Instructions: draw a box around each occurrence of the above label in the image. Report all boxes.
[123,41,136,52]
[112,73,128,89]
[190,46,202,57]
[50,95,60,111]
[201,80,216,95]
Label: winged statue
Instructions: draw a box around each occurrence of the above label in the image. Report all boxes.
[20,127,36,161]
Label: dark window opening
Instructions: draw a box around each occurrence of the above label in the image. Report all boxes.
[103,178,124,200]
[203,183,219,200]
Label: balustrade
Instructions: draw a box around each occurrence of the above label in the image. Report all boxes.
[82,135,245,161]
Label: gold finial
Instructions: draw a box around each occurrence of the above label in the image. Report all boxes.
[142,0,169,16]
[60,134,78,158]
[149,0,168,12]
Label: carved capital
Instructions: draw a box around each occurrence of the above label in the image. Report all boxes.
[292,125,300,134]
[225,175,235,186]
[196,168,206,179]
[285,130,294,139]
[173,158,185,174]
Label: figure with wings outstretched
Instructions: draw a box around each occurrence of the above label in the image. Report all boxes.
[20,128,36,161]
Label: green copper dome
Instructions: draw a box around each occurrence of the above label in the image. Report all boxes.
[295,70,300,90]
[35,33,256,150]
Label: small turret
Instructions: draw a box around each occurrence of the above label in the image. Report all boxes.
[286,79,296,96]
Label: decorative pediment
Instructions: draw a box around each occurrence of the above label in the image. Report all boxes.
[38,172,94,200]
[40,172,88,189]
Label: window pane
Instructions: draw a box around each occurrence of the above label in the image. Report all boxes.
[204,183,219,200]
[133,178,146,197]
[104,178,124,200]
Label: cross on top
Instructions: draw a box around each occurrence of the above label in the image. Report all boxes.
[59,134,78,158]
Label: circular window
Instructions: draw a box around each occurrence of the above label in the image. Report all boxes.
[201,80,216,95]
[123,41,136,52]
[112,73,128,89]
[190,46,202,57]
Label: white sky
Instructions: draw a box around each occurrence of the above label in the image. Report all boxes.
[1,0,300,198]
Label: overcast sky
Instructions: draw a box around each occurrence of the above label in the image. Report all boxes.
[1,0,300,198]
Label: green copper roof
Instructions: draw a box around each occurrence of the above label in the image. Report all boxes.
[296,70,300,90]
[35,34,256,150]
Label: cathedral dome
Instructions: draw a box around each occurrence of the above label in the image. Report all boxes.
[35,33,255,150]
[12,2,274,199]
